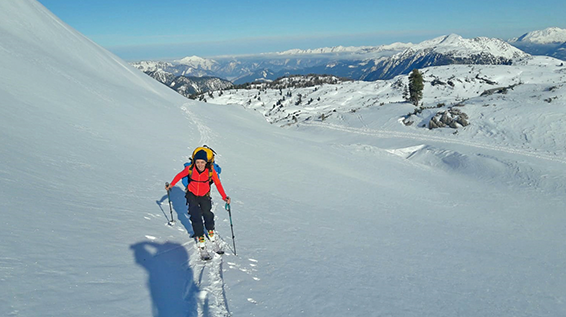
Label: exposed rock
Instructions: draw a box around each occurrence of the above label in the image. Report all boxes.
[428,107,470,129]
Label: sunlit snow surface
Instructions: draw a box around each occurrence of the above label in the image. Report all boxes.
[1,1,565,316]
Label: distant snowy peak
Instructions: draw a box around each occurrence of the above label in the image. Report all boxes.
[130,60,174,72]
[277,45,371,55]
[409,34,529,59]
[510,27,566,44]
[360,34,531,81]
[274,42,413,56]
[175,55,218,70]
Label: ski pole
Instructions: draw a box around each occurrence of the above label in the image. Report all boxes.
[225,202,236,255]
[165,182,175,225]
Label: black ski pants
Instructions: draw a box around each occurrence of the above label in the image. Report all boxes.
[186,191,214,237]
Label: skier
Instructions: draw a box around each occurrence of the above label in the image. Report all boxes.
[165,148,230,251]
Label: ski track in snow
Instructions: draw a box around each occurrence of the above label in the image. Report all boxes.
[181,103,215,146]
[191,202,230,317]
[164,108,231,316]
[305,121,566,165]
[150,232,231,317]
[149,214,231,317]
[190,243,231,317]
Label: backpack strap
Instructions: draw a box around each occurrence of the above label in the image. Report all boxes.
[187,165,213,184]
[189,145,216,185]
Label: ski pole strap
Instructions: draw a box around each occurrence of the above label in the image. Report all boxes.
[225,202,230,212]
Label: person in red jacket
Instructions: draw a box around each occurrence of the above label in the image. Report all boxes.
[165,149,230,249]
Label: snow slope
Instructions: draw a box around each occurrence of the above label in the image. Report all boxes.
[1,1,566,317]
[209,57,566,160]
[509,27,566,44]
[411,34,528,59]
[0,1,204,316]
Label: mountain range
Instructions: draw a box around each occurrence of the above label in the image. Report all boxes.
[131,27,566,89]
[509,27,566,60]
[145,69,233,97]
[201,56,566,129]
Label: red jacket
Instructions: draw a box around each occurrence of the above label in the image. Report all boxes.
[170,166,227,200]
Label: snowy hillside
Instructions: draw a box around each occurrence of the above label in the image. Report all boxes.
[2,1,566,317]
[360,34,530,80]
[508,27,566,60]
[509,27,566,44]
[412,34,528,59]
[144,69,233,97]
[207,55,564,145]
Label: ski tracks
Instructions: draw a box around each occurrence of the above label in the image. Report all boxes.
[178,103,230,316]
[191,246,263,314]
[152,203,231,316]
[356,113,368,130]
[187,202,231,317]
[305,121,566,165]
[181,103,215,145]
[190,246,231,317]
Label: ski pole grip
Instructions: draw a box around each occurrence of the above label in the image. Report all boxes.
[165,182,170,191]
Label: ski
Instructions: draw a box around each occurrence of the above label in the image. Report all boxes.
[207,230,225,255]
[196,236,212,261]
[211,240,225,255]
[198,246,212,261]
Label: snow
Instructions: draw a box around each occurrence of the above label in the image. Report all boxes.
[273,42,414,57]
[510,27,566,44]
[175,56,219,70]
[409,34,529,59]
[1,1,566,317]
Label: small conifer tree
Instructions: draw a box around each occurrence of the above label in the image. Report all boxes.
[408,69,424,106]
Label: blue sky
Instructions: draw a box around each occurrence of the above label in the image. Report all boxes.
[37,0,566,61]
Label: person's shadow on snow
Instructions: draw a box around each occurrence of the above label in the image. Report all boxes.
[157,186,194,237]
[130,241,198,317]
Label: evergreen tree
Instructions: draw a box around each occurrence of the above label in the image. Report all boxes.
[408,69,424,106]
